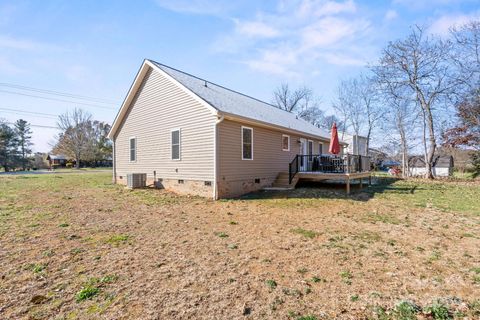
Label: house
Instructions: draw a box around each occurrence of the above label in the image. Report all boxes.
[46,154,67,168]
[343,134,368,156]
[409,155,454,177]
[108,60,371,199]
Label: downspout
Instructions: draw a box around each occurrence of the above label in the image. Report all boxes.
[112,139,117,184]
[213,114,224,200]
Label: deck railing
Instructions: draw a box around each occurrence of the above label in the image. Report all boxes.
[288,154,371,184]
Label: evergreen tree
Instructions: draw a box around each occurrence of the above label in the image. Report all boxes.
[0,121,19,172]
[14,119,33,170]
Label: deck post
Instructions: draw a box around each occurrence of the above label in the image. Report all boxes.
[359,178,363,189]
[346,177,350,194]
[368,174,372,186]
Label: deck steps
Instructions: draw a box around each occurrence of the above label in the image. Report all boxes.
[268,172,299,189]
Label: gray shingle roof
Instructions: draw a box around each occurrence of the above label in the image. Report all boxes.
[48,154,66,160]
[150,60,332,140]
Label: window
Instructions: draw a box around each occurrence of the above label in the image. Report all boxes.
[241,126,253,160]
[171,129,180,160]
[129,137,136,162]
[282,135,290,151]
[319,143,323,155]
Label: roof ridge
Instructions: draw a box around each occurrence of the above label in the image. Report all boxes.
[148,59,305,119]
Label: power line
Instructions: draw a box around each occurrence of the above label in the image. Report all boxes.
[0,107,58,119]
[5,121,58,129]
[0,82,121,104]
[0,89,117,110]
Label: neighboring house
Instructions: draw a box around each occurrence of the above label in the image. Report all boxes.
[382,159,401,169]
[108,60,351,199]
[368,148,388,168]
[46,154,67,167]
[408,155,454,177]
[343,134,368,156]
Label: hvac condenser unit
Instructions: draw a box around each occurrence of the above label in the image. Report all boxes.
[126,173,147,189]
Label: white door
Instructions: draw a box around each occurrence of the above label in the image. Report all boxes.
[299,138,307,171]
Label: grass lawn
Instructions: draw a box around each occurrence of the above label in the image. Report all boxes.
[0,172,479,319]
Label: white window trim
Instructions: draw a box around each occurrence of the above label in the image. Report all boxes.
[241,126,253,161]
[282,134,290,151]
[129,136,136,162]
[171,128,181,161]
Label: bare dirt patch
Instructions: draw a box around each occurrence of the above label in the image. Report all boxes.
[0,173,479,319]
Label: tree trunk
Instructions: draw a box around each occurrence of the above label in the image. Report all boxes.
[424,107,436,179]
[21,145,26,171]
[399,130,408,179]
[75,153,81,169]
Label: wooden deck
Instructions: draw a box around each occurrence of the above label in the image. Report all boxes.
[269,171,372,194]
[297,171,372,194]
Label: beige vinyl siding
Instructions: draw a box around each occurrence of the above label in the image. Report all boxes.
[114,67,215,182]
[218,119,330,182]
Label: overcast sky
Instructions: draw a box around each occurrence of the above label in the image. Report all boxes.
[0,0,478,152]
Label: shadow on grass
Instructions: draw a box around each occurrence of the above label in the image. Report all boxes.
[240,176,416,202]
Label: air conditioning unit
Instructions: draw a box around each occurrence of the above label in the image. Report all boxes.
[127,173,147,189]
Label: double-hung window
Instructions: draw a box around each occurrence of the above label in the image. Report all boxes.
[241,126,253,160]
[171,129,181,160]
[282,135,290,151]
[129,137,136,162]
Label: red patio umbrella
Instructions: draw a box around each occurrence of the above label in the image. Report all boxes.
[329,122,341,155]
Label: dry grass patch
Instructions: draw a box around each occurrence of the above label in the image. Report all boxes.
[0,172,479,319]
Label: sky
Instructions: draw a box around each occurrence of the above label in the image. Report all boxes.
[0,0,479,152]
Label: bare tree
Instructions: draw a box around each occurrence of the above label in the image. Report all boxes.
[55,108,93,169]
[272,83,313,113]
[372,25,455,179]
[297,105,325,127]
[382,86,418,178]
[333,74,381,153]
[450,21,480,94]
[321,115,345,132]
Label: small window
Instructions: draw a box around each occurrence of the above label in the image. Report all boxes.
[178,179,184,184]
[171,129,181,160]
[129,137,136,162]
[254,178,260,184]
[282,135,290,151]
[204,181,212,186]
[241,126,253,160]
[319,143,323,155]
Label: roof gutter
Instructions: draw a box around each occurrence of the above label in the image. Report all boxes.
[218,111,347,145]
